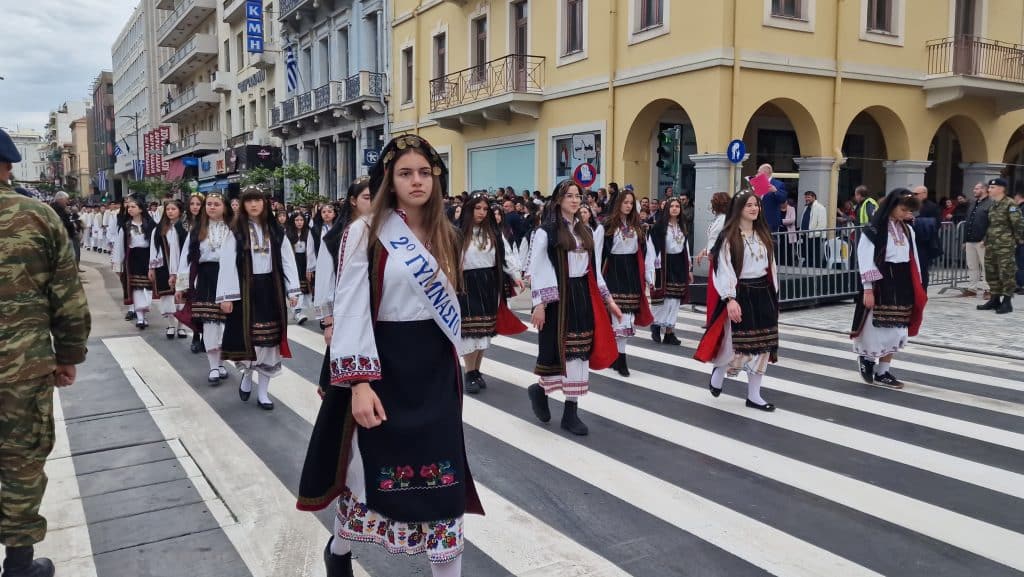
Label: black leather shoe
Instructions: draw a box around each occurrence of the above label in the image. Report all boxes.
[560,400,589,436]
[257,400,275,410]
[662,332,681,346]
[190,341,202,354]
[858,356,875,384]
[528,383,551,423]
[3,546,55,577]
[650,325,662,343]
[465,371,481,394]
[239,375,252,402]
[477,373,487,389]
[746,398,776,412]
[997,295,1013,314]
[709,373,722,398]
[324,538,355,577]
[977,295,1001,310]
[615,353,630,377]
[125,310,136,321]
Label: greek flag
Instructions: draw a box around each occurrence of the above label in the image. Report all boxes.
[133,159,145,181]
[97,170,108,192]
[113,143,124,158]
[285,42,300,94]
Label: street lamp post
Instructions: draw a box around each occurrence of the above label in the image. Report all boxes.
[119,112,141,194]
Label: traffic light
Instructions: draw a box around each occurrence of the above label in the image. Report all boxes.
[656,127,681,179]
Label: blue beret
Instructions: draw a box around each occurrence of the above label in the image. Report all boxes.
[0,129,21,163]
[988,177,1008,188]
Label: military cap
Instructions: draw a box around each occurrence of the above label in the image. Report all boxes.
[0,128,22,163]
[988,177,1008,188]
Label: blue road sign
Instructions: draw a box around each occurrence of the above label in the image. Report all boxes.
[572,162,598,189]
[727,139,746,164]
[364,148,381,167]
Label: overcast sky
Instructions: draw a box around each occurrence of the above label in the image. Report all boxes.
[0,0,139,134]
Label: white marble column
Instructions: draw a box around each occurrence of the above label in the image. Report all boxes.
[960,162,1004,197]
[883,160,932,193]
[688,153,733,256]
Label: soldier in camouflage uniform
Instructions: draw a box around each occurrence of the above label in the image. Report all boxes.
[0,128,91,577]
[977,177,1024,314]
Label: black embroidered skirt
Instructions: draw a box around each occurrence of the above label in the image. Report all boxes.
[536,276,594,375]
[191,262,225,323]
[127,247,151,290]
[295,252,310,294]
[459,268,499,340]
[662,251,690,301]
[604,252,641,313]
[250,274,283,347]
[152,262,174,297]
[360,320,466,522]
[731,276,779,355]
[871,262,914,328]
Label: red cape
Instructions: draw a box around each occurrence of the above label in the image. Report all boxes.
[705,263,718,326]
[495,297,528,335]
[694,268,776,364]
[588,267,619,370]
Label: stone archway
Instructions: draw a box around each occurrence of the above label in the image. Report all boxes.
[924,115,990,200]
[838,106,910,204]
[621,99,699,199]
[739,97,824,178]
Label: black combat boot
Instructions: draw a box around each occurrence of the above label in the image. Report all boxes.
[997,294,1014,314]
[614,353,630,377]
[324,538,355,577]
[464,370,481,394]
[662,331,682,346]
[560,400,589,436]
[650,325,662,343]
[3,546,55,577]
[528,383,551,423]
[977,295,1001,310]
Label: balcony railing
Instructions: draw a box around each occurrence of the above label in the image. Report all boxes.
[429,54,544,113]
[227,131,252,149]
[279,0,312,21]
[164,131,220,157]
[271,106,281,126]
[275,78,379,125]
[157,0,215,47]
[927,36,1024,83]
[345,71,386,100]
[158,34,217,81]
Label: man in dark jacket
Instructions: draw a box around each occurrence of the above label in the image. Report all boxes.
[756,164,789,236]
[912,185,941,289]
[50,192,81,268]
[963,181,993,297]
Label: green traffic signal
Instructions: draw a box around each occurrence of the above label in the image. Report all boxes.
[656,129,678,178]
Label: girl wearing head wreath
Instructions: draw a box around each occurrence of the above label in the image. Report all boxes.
[649,197,693,346]
[150,199,188,339]
[176,192,234,383]
[527,180,622,436]
[457,194,526,394]
[851,188,927,388]
[217,186,301,410]
[694,191,779,412]
[111,196,157,330]
[298,135,483,577]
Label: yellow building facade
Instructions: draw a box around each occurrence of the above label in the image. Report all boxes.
[390,0,1024,248]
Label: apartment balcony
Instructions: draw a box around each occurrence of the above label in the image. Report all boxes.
[158,33,218,84]
[269,81,344,135]
[212,70,234,94]
[164,131,221,160]
[925,36,1024,113]
[428,54,543,131]
[161,83,220,124]
[342,70,386,114]
[251,41,278,70]
[156,0,175,9]
[222,0,245,22]
[226,131,253,149]
[279,0,315,23]
[157,0,217,49]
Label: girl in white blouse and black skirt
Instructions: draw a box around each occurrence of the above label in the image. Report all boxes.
[649,197,693,346]
[111,197,156,330]
[695,191,779,412]
[150,199,187,339]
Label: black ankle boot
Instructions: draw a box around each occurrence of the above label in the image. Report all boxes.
[997,294,1014,314]
[978,295,1001,310]
[662,332,681,346]
[465,370,481,394]
[650,325,662,343]
[528,383,551,423]
[3,546,55,577]
[560,400,589,436]
[615,353,630,377]
[324,538,355,577]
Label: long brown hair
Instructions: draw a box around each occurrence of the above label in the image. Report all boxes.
[197,193,232,242]
[603,190,641,237]
[714,191,774,274]
[459,194,498,256]
[550,180,595,252]
[367,147,462,291]
[234,186,274,250]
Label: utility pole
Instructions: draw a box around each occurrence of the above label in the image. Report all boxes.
[119,112,141,193]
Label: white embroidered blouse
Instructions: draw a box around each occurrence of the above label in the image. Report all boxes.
[527,221,610,307]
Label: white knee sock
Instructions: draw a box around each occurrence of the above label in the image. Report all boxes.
[256,372,272,404]
[616,336,627,353]
[239,368,253,393]
[207,351,221,371]
[710,367,725,390]
[875,361,891,376]
[747,372,766,405]
[330,515,352,555]
[129,304,135,313]
[430,555,462,577]
[136,310,145,323]
[564,394,579,403]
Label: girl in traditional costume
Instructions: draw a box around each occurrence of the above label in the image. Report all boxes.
[307,202,340,302]
[298,135,482,577]
[286,211,312,325]
[650,197,693,346]
[176,192,233,383]
[183,193,205,352]
[601,189,655,376]
[111,197,156,330]
[457,194,526,394]
[851,188,927,388]
[695,191,779,412]
[527,180,621,436]
[150,199,187,339]
[217,186,301,410]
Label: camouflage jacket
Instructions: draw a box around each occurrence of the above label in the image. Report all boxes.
[0,182,91,382]
[984,196,1024,251]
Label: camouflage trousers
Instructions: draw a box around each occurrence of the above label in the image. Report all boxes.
[0,374,55,547]
[985,246,1018,296]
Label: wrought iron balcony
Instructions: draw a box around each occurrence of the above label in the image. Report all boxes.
[226,131,253,149]
[271,106,281,127]
[271,73,386,136]
[925,36,1024,112]
[279,0,314,22]
[157,0,217,48]
[428,54,543,130]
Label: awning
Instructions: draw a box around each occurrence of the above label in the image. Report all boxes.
[197,179,228,192]
[165,159,186,181]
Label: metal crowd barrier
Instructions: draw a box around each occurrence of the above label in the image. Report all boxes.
[931,221,969,292]
[771,226,863,304]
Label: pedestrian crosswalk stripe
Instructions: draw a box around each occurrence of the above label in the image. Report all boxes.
[270,366,633,577]
[475,351,1024,573]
